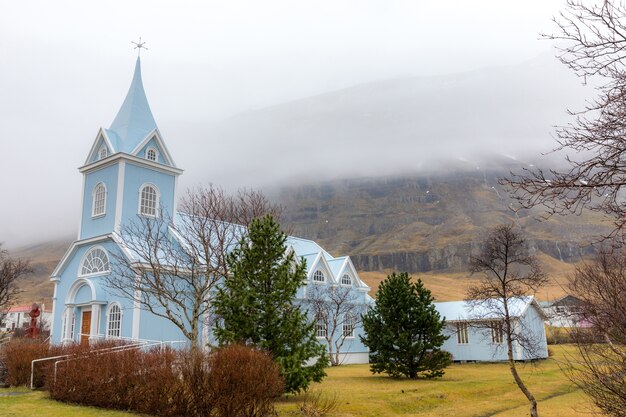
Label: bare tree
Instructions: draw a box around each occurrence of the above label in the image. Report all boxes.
[107,185,281,348]
[306,284,366,366]
[467,224,548,417]
[0,245,32,317]
[504,1,626,244]
[565,250,626,416]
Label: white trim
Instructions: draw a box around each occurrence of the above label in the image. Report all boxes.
[83,128,115,166]
[129,128,177,167]
[66,278,97,304]
[138,183,160,217]
[91,182,107,218]
[89,304,101,341]
[80,152,183,176]
[50,281,58,339]
[77,174,86,239]
[132,286,141,339]
[50,234,114,278]
[114,160,126,232]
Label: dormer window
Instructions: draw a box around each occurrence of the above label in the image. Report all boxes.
[139,184,159,217]
[98,146,108,160]
[145,147,158,162]
[341,274,352,286]
[313,270,325,283]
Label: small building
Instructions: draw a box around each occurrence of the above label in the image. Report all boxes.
[435,297,548,362]
[1,305,52,333]
[540,295,588,328]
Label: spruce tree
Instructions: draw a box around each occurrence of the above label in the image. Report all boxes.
[361,272,450,378]
[213,215,327,393]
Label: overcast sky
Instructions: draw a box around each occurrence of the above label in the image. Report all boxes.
[0,0,573,248]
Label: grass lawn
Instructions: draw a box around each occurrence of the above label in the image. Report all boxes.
[0,345,596,417]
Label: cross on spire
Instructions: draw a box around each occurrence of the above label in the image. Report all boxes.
[131,37,148,56]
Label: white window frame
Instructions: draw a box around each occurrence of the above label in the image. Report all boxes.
[98,145,108,160]
[456,322,469,344]
[313,270,325,283]
[91,182,107,218]
[490,321,503,344]
[341,273,352,286]
[106,303,122,339]
[315,315,327,338]
[145,146,159,162]
[79,246,110,277]
[342,314,356,338]
[138,183,160,217]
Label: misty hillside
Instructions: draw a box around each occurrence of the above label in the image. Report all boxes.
[277,169,606,274]
[185,53,590,187]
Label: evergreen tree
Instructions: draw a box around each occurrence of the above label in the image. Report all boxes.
[213,215,327,393]
[361,272,450,378]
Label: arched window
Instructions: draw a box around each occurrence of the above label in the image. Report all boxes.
[107,304,122,338]
[343,314,355,338]
[341,274,352,286]
[92,183,106,217]
[145,147,158,162]
[80,247,110,276]
[313,270,325,282]
[139,184,159,217]
[98,146,108,160]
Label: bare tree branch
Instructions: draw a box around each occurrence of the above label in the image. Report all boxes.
[467,224,547,417]
[106,185,281,347]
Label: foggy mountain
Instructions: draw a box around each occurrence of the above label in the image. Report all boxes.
[181,52,589,189]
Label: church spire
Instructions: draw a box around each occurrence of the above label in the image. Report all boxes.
[107,57,158,153]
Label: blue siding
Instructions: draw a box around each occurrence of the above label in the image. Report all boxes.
[121,162,176,223]
[80,164,119,239]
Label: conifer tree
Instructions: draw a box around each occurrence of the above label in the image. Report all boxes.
[213,215,327,393]
[361,272,450,378]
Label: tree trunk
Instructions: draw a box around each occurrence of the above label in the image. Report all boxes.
[506,319,538,417]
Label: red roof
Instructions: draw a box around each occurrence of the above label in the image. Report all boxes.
[4,305,51,313]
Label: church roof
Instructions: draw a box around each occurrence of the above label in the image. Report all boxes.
[106,57,158,153]
[435,296,545,322]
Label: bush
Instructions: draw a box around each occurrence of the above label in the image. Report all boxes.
[210,344,284,417]
[2,337,52,387]
[46,343,284,417]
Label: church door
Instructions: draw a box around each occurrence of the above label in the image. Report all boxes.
[81,311,91,345]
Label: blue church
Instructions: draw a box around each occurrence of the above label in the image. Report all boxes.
[49,57,372,364]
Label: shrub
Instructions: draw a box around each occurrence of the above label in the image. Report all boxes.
[298,391,338,417]
[47,343,283,417]
[2,337,52,387]
[209,344,284,417]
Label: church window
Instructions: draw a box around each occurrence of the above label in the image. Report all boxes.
[343,314,356,338]
[92,183,106,217]
[313,270,325,283]
[145,147,158,162]
[98,146,108,160]
[107,303,122,338]
[341,274,352,286]
[80,247,110,276]
[139,184,159,217]
[316,315,327,338]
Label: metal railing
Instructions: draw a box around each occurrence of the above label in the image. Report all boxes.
[30,336,188,389]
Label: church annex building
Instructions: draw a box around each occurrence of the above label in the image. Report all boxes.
[49,57,373,364]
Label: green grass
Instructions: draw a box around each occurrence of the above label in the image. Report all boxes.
[0,345,596,417]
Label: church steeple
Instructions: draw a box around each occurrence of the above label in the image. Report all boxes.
[106,57,158,153]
